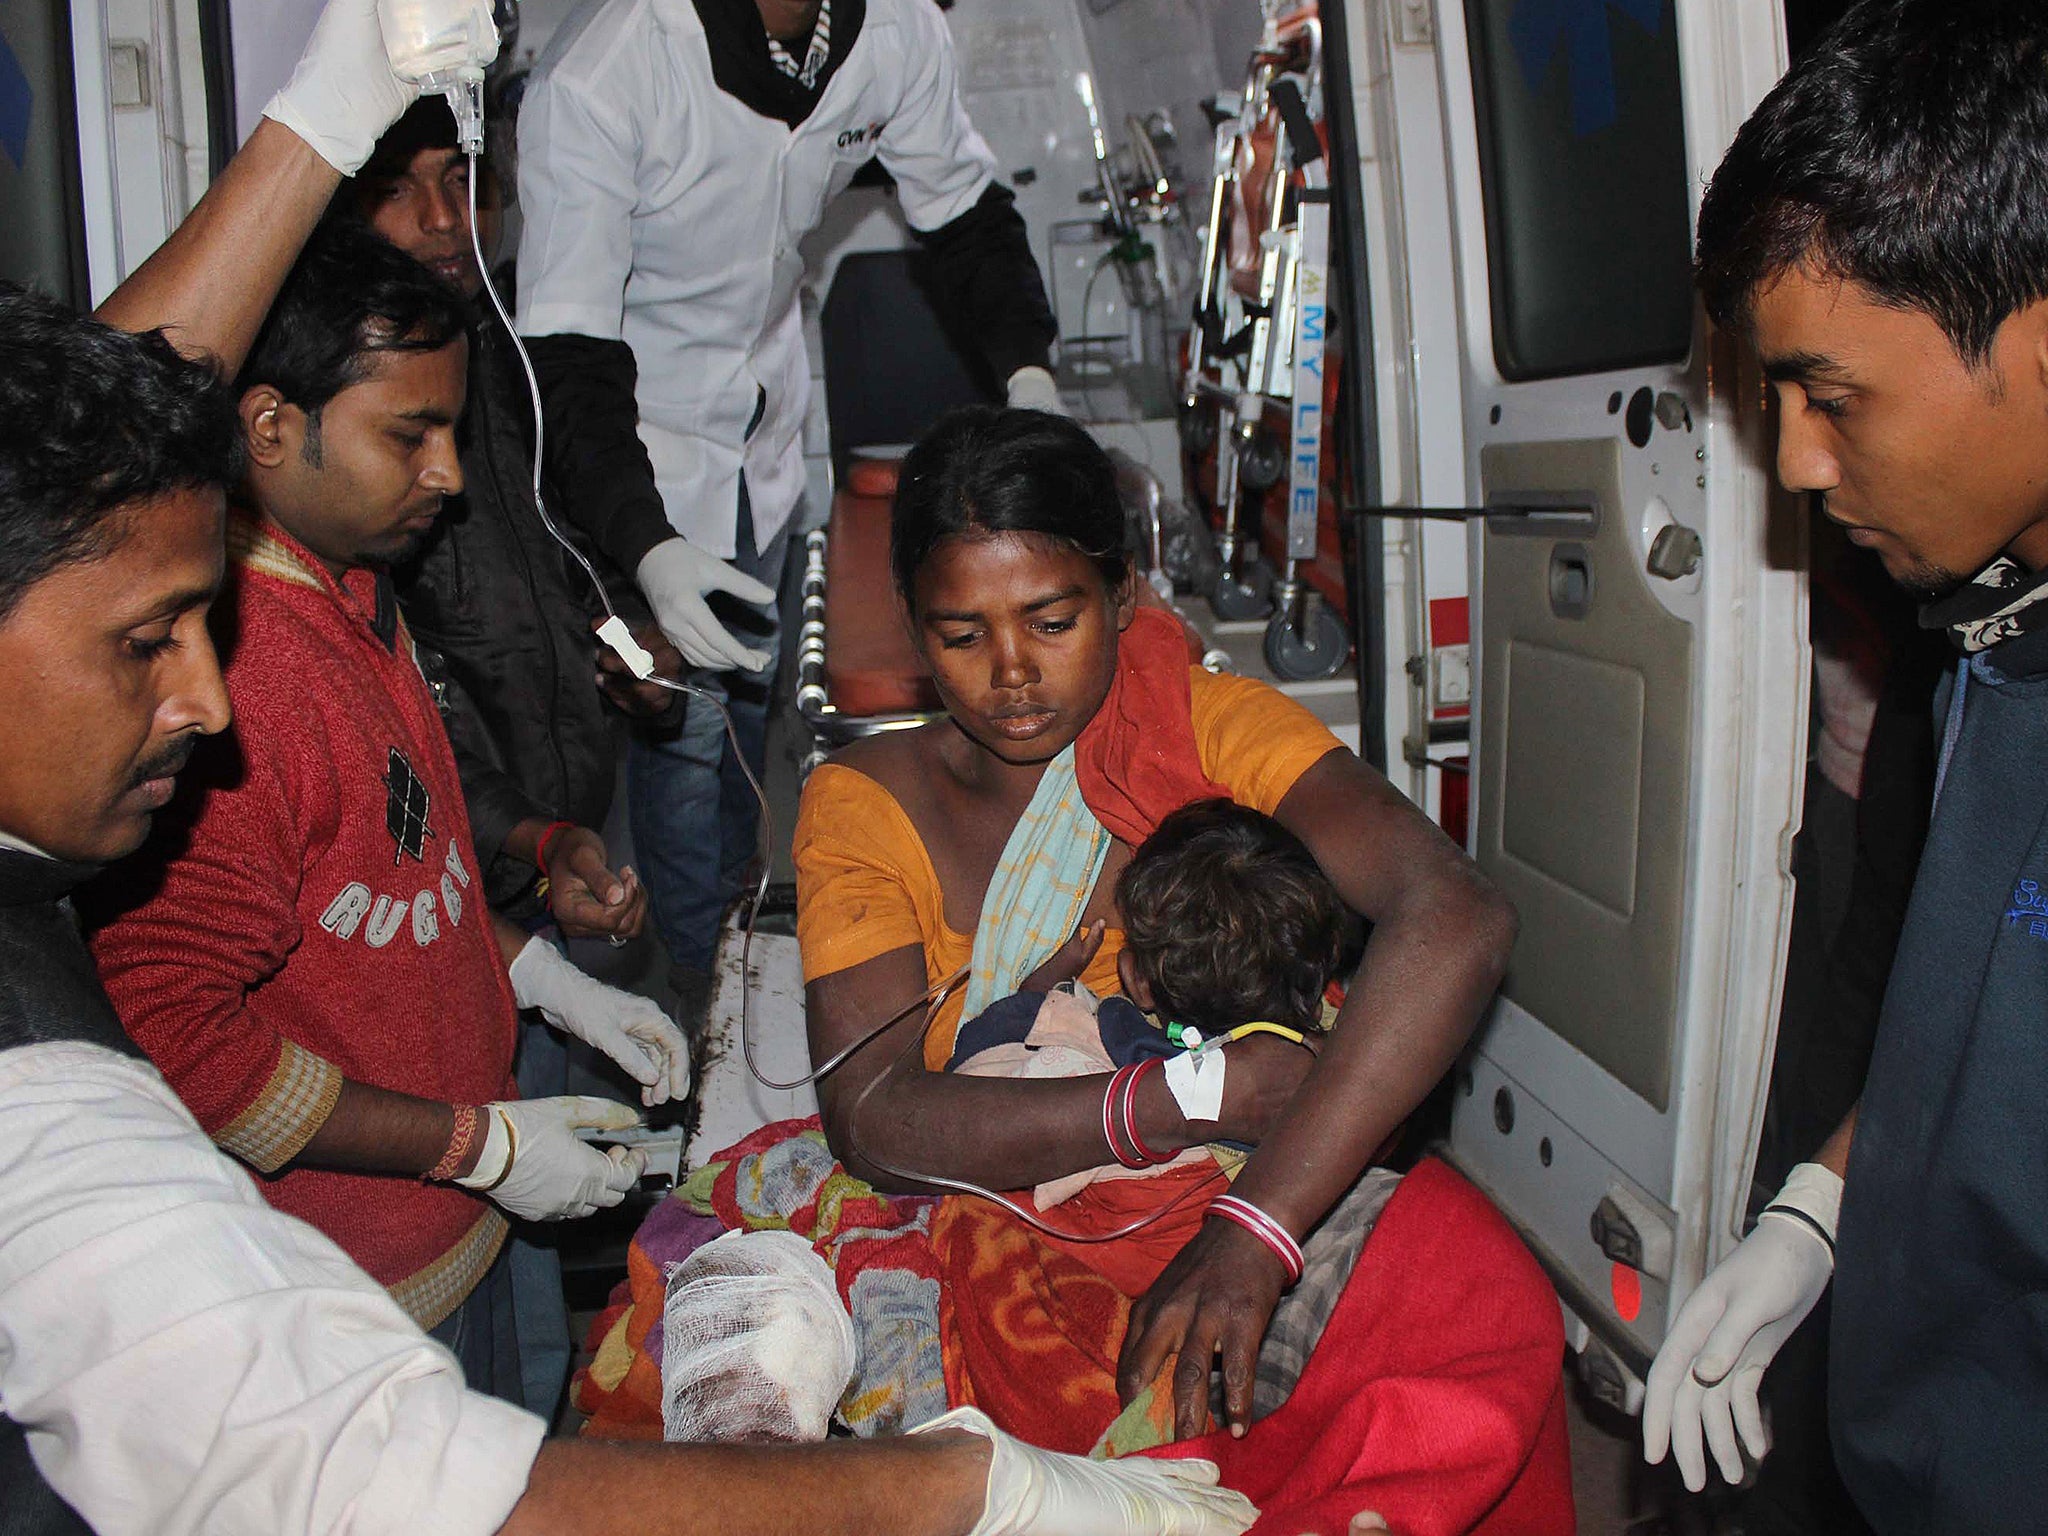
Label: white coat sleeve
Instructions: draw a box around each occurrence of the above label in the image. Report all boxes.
[873,4,1001,234]
[0,1042,546,1536]
[515,65,642,341]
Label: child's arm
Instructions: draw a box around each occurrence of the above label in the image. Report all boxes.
[1018,919,1108,993]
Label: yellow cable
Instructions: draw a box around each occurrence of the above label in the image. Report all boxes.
[1197,1020,1310,1053]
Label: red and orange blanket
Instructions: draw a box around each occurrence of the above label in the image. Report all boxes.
[572,1122,1570,1536]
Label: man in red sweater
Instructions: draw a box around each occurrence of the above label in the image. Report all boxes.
[85,219,692,1406]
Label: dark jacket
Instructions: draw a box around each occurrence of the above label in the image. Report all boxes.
[1830,624,2048,1531]
[397,303,666,916]
[0,846,134,1536]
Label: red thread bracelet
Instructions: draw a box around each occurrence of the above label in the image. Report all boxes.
[1208,1193,1305,1285]
[426,1104,479,1183]
[533,820,575,875]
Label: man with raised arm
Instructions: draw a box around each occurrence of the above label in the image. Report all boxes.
[83,218,685,1401]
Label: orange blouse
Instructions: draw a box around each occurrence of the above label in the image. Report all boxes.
[794,668,1345,1067]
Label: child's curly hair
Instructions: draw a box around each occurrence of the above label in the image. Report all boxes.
[1115,799,1344,1034]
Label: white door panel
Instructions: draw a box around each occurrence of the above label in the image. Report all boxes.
[1397,0,1805,1388]
[70,0,214,297]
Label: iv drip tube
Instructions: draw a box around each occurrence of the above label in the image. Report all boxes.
[464,151,780,1090]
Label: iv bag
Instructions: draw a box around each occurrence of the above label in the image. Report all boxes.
[378,0,498,85]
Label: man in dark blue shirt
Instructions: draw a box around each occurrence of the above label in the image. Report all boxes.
[1644,4,2048,1530]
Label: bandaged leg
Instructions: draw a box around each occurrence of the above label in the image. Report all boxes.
[660,1229,856,1442]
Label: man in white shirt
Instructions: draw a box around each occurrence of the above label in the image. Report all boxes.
[518,0,1063,1000]
[0,5,1253,1533]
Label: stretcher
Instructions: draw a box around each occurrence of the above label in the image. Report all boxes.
[795,454,945,770]
[1181,3,1352,681]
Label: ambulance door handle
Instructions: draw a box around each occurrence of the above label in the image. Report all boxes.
[1348,505,1499,521]
[1548,544,1593,620]
[1646,523,1703,580]
[1348,502,1596,528]
[1590,1187,1673,1281]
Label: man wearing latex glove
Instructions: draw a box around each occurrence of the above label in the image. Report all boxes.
[516,0,1059,1002]
[261,0,432,175]
[453,1095,648,1219]
[910,1407,1256,1536]
[1654,5,2048,1526]
[508,936,692,1106]
[82,226,616,1411]
[1643,1160,1840,1493]
[2,53,1273,1531]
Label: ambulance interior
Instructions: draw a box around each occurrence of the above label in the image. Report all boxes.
[13,0,1861,1514]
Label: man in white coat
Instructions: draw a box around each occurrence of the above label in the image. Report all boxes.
[516,0,1062,999]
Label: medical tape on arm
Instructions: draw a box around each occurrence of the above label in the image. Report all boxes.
[596,616,657,679]
[1163,1041,1227,1122]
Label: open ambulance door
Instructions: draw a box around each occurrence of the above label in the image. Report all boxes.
[38,0,228,301]
[1350,0,1809,1409]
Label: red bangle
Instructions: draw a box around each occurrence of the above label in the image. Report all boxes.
[1102,1060,1168,1169]
[1103,1065,1151,1168]
[533,820,576,876]
[1122,1057,1168,1165]
[1208,1194,1305,1286]
[426,1104,479,1183]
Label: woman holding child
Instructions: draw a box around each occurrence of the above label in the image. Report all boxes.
[793,410,1573,1533]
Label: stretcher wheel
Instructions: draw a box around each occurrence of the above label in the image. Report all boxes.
[1210,557,1275,621]
[1178,402,1218,457]
[1238,430,1287,494]
[1263,600,1350,681]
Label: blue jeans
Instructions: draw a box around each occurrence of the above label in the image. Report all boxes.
[502,1004,580,1421]
[630,486,790,973]
[429,1245,525,1407]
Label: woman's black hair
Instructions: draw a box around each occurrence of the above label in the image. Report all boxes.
[890,406,1130,601]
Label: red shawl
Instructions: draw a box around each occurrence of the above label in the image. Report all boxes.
[1075,605,1231,845]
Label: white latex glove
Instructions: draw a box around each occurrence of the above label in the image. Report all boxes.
[508,936,692,1106]
[1006,365,1070,417]
[261,0,419,176]
[1643,1162,1842,1491]
[636,536,776,674]
[454,1096,646,1221]
[911,1406,1257,1536]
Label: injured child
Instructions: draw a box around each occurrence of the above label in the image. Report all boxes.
[946,798,1341,1213]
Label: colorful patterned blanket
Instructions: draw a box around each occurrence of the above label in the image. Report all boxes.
[573,1134,1574,1536]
